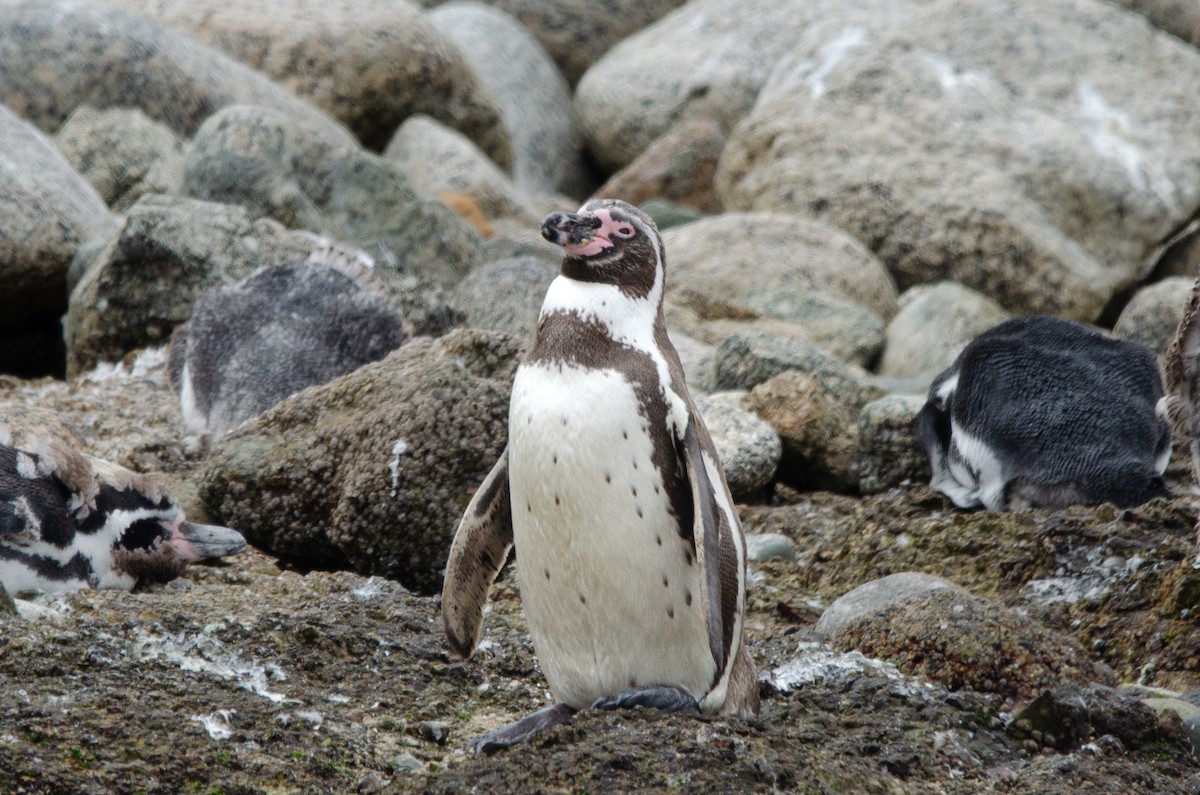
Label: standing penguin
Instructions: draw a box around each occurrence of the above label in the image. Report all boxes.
[442,199,758,752]
[916,315,1171,511]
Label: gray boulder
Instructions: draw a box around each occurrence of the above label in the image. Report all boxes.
[427,2,585,197]
[854,395,927,495]
[0,0,355,146]
[1109,0,1200,47]
[671,332,717,394]
[711,330,871,393]
[101,0,510,161]
[694,392,781,499]
[0,106,116,376]
[717,0,1200,321]
[200,329,519,594]
[53,107,185,214]
[451,256,555,340]
[594,118,727,214]
[1114,277,1194,361]
[815,572,963,638]
[879,282,1011,380]
[180,105,484,287]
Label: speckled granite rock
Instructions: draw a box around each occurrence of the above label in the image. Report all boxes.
[595,118,726,213]
[816,572,963,638]
[65,195,332,377]
[1110,0,1200,47]
[1114,276,1194,361]
[103,0,510,161]
[181,105,484,286]
[711,330,873,393]
[879,282,1011,379]
[53,107,186,214]
[854,395,927,494]
[717,0,1200,321]
[201,328,519,593]
[0,105,116,377]
[0,0,355,146]
[427,2,585,197]
[451,256,554,340]
[694,392,781,499]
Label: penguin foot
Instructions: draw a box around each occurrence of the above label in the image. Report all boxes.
[590,685,700,713]
[469,703,576,754]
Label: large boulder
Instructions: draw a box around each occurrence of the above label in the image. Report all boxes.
[200,329,519,594]
[716,0,1200,321]
[1113,276,1194,362]
[879,282,1011,380]
[0,0,355,146]
[180,105,484,286]
[451,256,555,340]
[594,118,726,214]
[0,106,116,376]
[100,0,510,161]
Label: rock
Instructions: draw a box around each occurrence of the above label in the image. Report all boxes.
[574,0,814,171]
[383,116,539,223]
[879,282,1011,379]
[0,0,356,146]
[742,363,885,492]
[662,213,899,321]
[711,331,872,393]
[455,0,688,86]
[451,256,555,339]
[1010,684,1188,754]
[1109,0,1200,47]
[854,395,928,495]
[830,587,1115,705]
[102,0,510,161]
[1114,277,1194,361]
[744,533,797,563]
[1128,690,1200,755]
[640,200,705,232]
[427,2,585,197]
[815,572,964,639]
[0,581,14,617]
[694,392,782,499]
[594,119,726,213]
[201,329,520,594]
[716,0,1200,321]
[53,107,186,214]
[65,195,333,377]
[670,332,716,395]
[180,105,484,287]
[0,105,116,377]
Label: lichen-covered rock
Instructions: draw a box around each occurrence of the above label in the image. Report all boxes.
[200,329,519,594]
[427,1,585,197]
[595,119,726,213]
[451,256,554,340]
[0,105,116,376]
[65,195,330,377]
[0,0,355,146]
[815,572,964,638]
[717,0,1200,321]
[102,0,510,160]
[694,392,781,499]
[1114,276,1194,361]
[879,282,1011,379]
[830,587,1115,705]
[742,364,885,492]
[53,107,186,213]
[181,105,484,286]
[855,395,927,494]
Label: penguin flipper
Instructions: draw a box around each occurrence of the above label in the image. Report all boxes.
[442,448,513,659]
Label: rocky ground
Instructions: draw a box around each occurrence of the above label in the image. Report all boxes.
[1,354,1199,794]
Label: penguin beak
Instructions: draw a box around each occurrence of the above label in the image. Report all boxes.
[541,211,602,247]
[169,521,247,562]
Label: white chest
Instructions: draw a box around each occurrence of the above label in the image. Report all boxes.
[507,362,716,708]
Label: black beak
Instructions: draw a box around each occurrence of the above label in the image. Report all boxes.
[541,211,602,245]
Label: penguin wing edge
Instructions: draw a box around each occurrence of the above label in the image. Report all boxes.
[442,449,513,659]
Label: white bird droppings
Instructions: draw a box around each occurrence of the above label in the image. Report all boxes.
[388,439,409,497]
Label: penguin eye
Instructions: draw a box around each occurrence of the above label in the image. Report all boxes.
[120,518,167,551]
[613,225,636,239]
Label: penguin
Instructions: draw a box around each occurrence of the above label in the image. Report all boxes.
[915,315,1171,511]
[0,422,246,594]
[168,244,409,448]
[441,199,759,753]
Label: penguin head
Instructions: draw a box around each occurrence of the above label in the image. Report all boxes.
[541,199,665,298]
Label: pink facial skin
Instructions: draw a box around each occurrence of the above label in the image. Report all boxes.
[561,209,637,257]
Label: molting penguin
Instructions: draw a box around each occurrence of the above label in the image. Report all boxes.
[442,199,759,753]
[168,245,409,448]
[916,315,1171,511]
[0,423,245,594]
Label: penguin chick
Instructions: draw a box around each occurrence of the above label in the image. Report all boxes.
[916,315,1171,511]
[442,199,758,753]
[0,423,245,594]
[168,245,409,448]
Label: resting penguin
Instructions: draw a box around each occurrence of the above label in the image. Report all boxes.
[168,245,408,447]
[0,423,246,594]
[915,315,1171,511]
[442,198,759,752]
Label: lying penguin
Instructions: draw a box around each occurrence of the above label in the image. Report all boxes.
[916,315,1171,511]
[0,423,245,594]
[442,199,758,753]
[169,245,408,447]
